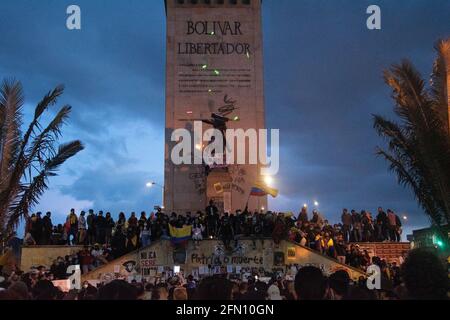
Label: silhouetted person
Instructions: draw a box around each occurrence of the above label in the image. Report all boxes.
[294,266,326,300]
[105,212,115,246]
[376,207,388,241]
[86,209,96,245]
[42,212,53,245]
[111,226,127,258]
[401,248,448,300]
[96,211,106,244]
[194,276,233,300]
[97,280,138,300]
[205,200,219,238]
[218,213,234,250]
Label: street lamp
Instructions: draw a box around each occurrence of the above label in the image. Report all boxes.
[263,175,274,187]
[314,201,319,207]
[146,181,165,208]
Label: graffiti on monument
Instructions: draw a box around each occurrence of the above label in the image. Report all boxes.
[173,248,188,265]
[191,243,261,266]
[232,242,248,255]
[122,260,138,274]
[140,251,157,268]
[217,95,239,117]
[191,253,264,266]
[227,166,247,195]
[214,243,248,257]
[189,169,207,195]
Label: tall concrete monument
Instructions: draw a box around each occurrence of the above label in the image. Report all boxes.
[164,0,268,213]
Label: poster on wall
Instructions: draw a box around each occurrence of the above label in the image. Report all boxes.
[287,247,296,259]
[274,252,285,266]
[173,249,187,264]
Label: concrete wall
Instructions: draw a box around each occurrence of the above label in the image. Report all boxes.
[164,0,267,213]
[80,240,366,282]
[21,246,85,271]
[354,242,411,264]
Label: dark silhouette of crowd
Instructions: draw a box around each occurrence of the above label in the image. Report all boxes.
[18,203,406,274]
[0,248,447,300]
[23,203,403,248]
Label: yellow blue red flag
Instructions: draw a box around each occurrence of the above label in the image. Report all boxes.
[250,182,279,198]
[169,224,192,244]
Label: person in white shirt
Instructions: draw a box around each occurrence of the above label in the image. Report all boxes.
[91,244,106,267]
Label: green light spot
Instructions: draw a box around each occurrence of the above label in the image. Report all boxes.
[214,70,220,75]
[202,64,208,69]
[233,116,240,121]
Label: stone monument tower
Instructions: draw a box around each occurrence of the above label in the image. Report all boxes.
[164,0,268,213]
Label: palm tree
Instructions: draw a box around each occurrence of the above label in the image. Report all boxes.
[0,79,84,239]
[373,39,450,238]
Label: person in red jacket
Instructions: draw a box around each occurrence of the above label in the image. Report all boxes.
[79,247,94,274]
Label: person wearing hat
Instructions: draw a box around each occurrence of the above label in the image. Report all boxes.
[122,260,137,274]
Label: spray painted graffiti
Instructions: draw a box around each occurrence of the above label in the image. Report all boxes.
[189,169,207,195]
[228,166,247,195]
[218,95,239,117]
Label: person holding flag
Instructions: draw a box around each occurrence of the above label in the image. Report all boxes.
[249,181,279,199]
[169,224,192,247]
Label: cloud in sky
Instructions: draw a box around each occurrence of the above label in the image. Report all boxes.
[0,0,449,230]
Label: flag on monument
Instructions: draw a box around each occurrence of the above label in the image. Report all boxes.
[250,182,279,198]
[169,224,192,244]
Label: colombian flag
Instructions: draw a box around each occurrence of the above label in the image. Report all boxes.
[169,224,192,244]
[250,182,279,198]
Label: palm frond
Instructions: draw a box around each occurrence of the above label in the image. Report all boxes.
[374,43,450,230]
[26,105,72,169]
[5,140,84,233]
[0,79,23,182]
[430,38,450,133]
[33,85,64,121]
[0,81,83,238]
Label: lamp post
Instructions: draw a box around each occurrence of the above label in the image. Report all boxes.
[146,182,165,208]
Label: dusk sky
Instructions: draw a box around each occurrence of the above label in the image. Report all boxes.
[1,0,449,236]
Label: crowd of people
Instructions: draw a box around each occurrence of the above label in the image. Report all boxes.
[23,202,404,247]
[20,203,404,270]
[0,248,447,300]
